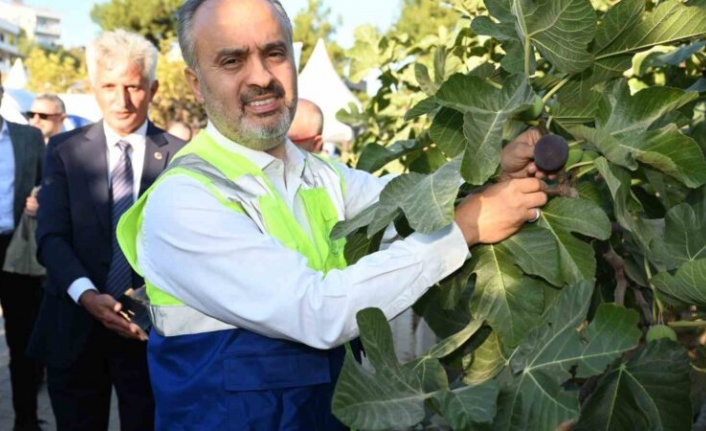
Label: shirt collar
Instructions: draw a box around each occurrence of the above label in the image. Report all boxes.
[205,121,306,172]
[104,120,148,149]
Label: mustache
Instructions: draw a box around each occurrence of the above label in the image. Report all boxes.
[240,83,285,104]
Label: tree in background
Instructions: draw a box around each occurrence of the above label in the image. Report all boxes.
[150,38,206,131]
[388,0,464,44]
[291,0,346,73]
[90,0,182,46]
[24,46,86,93]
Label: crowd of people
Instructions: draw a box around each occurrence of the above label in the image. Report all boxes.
[0,1,549,430]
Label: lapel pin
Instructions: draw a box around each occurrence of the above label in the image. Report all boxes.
[154,152,164,160]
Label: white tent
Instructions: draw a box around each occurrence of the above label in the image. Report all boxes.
[0,87,33,124]
[4,58,28,90]
[297,39,360,143]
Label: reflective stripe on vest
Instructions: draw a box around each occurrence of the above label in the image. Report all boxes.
[117,131,348,337]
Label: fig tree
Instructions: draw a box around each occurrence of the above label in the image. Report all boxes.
[534,134,569,173]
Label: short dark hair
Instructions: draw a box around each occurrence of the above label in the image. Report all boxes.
[177,0,293,71]
[34,93,66,114]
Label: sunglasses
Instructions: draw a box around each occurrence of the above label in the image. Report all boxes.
[25,111,62,120]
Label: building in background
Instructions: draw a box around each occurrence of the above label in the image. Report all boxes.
[0,0,61,48]
[0,17,19,76]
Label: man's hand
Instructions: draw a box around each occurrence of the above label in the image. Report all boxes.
[79,290,147,341]
[454,177,547,246]
[500,128,544,180]
[24,195,39,217]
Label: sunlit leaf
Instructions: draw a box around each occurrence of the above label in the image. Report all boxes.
[513,0,596,74]
[464,331,508,386]
[652,259,706,307]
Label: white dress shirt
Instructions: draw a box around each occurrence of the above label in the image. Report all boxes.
[0,120,15,233]
[68,121,149,303]
[136,123,469,349]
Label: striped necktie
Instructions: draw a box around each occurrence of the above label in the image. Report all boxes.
[105,140,134,297]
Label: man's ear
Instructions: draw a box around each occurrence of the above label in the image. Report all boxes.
[151,79,159,97]
[184,67,204,103]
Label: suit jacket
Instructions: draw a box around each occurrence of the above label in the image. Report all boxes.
[29,120,186,368]
[4,120,45,232]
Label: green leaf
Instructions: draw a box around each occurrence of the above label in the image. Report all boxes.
[464,331,508,386]
[415,63,439,96]
[495,282,641,431]
[371,157,462,236]
[405,97,440,121]
[550,91,602,127]
[629,125,706,189]
[652,259,706,307]
[538,197,611,284]
[485,0,514,22]
[575,341,692,431]
[593,158,658,254]
[658,204,706,269]
[437,260,476,310]
[434,74,534,184]
[356,140,421,173]
[430,107,466,158]
[638,40,706,73]
[569,124,636,170]
[471,15,517,42]
[435,382,501,429]
[332,308,429,430]
[331,203,378,240]
[415,284,474,339]
[594,0,706,64]
[599,81,699,138]
[513,0,596,74]
[344,230,379,265]
[425,319,485,359]
[564,0,706,96]
[502,224,564,287]
[592,0,644,54]
[469,244,548,347]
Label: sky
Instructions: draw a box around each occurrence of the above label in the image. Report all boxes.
[20,0,401,49]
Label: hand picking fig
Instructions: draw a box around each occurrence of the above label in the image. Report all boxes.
[534,134,569,173]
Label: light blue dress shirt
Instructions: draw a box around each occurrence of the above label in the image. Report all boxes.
[0,120,15,234]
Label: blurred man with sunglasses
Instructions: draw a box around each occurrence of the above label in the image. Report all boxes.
[26,95,67,144]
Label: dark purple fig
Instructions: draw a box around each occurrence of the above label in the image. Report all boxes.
[534,134,569,173]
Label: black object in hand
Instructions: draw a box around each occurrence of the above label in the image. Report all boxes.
[534,134,569,173]
[117,287,151,338]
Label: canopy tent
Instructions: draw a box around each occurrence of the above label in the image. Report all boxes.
[297,39,360,143]
[4,58,28,90]
[0,87,33,124]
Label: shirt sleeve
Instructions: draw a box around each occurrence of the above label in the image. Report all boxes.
[138,174,469,349]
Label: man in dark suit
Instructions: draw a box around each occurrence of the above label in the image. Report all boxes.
[0,84,46,431]
[28,29,186,431]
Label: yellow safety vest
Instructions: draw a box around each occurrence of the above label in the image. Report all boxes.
[117,131,348,336]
